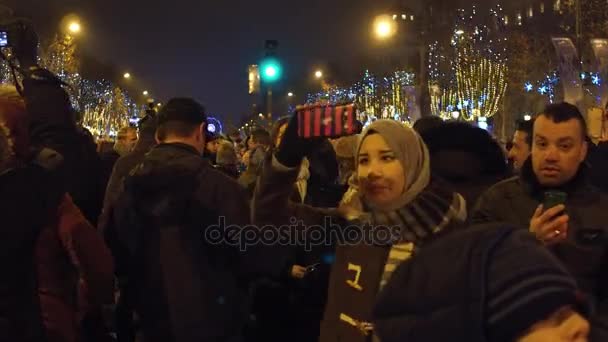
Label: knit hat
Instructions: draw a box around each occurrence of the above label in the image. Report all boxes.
[355,120,431,211]
[486,230,583,342]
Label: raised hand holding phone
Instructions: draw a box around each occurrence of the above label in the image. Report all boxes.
[530,191,569,245]
[275,102,360,168]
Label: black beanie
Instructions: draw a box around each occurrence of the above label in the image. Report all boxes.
[486,232,582,342]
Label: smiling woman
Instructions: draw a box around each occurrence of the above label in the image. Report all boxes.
[253,117,468,342]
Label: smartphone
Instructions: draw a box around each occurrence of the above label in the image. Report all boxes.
[0,31,8,48]
[297,103,359,139]
[543,191,567,210]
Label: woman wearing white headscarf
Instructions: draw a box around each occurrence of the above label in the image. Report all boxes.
[253,117,467,342]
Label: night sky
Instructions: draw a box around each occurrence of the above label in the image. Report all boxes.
[3,0,413,122]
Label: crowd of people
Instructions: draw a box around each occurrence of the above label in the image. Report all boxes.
[2,19,608,342]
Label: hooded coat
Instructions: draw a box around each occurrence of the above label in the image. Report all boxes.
[109,142,281,342]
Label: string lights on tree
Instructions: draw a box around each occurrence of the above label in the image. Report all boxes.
[306,69,416,124]
[429,6,510,122]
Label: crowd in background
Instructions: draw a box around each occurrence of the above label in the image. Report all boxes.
[4,16,608,342]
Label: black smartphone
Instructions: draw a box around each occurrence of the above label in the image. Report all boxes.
[543,191,567,210]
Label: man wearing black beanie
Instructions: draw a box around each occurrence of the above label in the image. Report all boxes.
[373,224,590,342]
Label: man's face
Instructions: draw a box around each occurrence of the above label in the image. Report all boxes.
[531,115,588,187]
[114,129,138,156]
[508,130,531,171]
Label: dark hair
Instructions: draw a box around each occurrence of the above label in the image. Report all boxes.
[537,102,587,139]
[413,116,445,136]
[515,119,534,147]
[250,128,271,147]
[156,121,201,141]
[271,116,290,147]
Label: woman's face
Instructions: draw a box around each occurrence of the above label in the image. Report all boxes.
[518,306,589,342]
[357,133,405,208]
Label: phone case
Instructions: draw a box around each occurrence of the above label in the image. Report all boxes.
[297,103,357,138]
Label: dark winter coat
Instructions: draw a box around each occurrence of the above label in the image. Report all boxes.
[109,143,273,342]
[98,125,157,234]
[588,141,608,193]
[23,76,104,226]
[471,159,608,340]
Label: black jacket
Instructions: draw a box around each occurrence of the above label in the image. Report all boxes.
[23,76,104,225]
[588,141,608,193]
[109,143,256,342]
[98,131,157,234]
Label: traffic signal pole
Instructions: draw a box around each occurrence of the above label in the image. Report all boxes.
[267,85,273,121]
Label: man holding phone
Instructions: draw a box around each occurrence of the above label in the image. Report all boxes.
[472,103,608,340]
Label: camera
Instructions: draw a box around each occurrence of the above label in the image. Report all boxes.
[0,6,38,65]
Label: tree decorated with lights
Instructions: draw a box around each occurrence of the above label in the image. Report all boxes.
[452,6,508,121]
[42,34,79,79]
[306,69,416,124]
[428,6,509,122]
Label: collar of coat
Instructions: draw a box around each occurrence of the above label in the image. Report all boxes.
[519,158,595,199]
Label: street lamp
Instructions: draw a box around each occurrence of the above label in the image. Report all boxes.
[314,70,323,79]
[373,15,397,40]
[68,22,81,34]
[143,90,149,96]
[123,72,131,79]
[288,92,294,97]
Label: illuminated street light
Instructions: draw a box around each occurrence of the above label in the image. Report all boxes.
[143,90,149,96]
[314,70,323,79]
[68,22,81,34]
[524,115,532,121]
[123,72,131,79]
[157,102,162,107]
[455,29,465,35]
[373,15,397,40]
[288,92,294,97]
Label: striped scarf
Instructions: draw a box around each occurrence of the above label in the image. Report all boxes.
[339,183,467,289]
[376,188,467,289]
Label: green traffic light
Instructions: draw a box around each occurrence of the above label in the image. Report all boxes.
[260,57,282,83]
